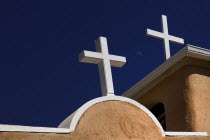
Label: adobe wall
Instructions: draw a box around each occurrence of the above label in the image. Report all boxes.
[137,65,210,133]
[0,100,209,140]
[185,67,210,132]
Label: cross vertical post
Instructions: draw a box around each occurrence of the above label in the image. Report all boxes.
[162,15,170,60]
[79,37,126,96]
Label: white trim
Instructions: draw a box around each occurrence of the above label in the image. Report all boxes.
[0,124,70,133]
[165,132,208,136]
[187,44,210,60]
[122,45,210,99]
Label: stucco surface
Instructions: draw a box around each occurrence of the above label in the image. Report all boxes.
[0,100,209,140]
[137,65,210,133]
[185,67,210,133]
[69,101,163,139]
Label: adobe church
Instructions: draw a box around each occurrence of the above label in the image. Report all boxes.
[0,15,210,140]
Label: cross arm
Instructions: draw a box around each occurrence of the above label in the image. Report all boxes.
[169,35,184,44]
[109,55,126,67]
[79,50,103,64]
[146,29,165,39]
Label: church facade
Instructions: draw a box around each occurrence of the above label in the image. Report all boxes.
[0,15,210,139]
[0,44,209,140]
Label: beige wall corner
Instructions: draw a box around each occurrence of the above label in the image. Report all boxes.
[185,66,210,133]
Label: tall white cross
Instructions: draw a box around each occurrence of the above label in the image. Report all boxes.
[146,15,184,60]
[79,37,126,96]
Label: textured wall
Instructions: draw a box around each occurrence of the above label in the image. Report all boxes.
[69,101,163,139]
[185,67,210,133]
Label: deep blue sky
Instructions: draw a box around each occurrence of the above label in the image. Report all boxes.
[0,0,210,127]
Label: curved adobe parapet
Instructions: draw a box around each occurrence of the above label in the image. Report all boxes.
[59,96,165,138]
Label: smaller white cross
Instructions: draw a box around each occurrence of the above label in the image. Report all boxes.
[79,37,126,96]
[146,15,184,60]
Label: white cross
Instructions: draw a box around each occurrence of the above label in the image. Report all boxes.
[146,15,184,60]
[79,37,126,96]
